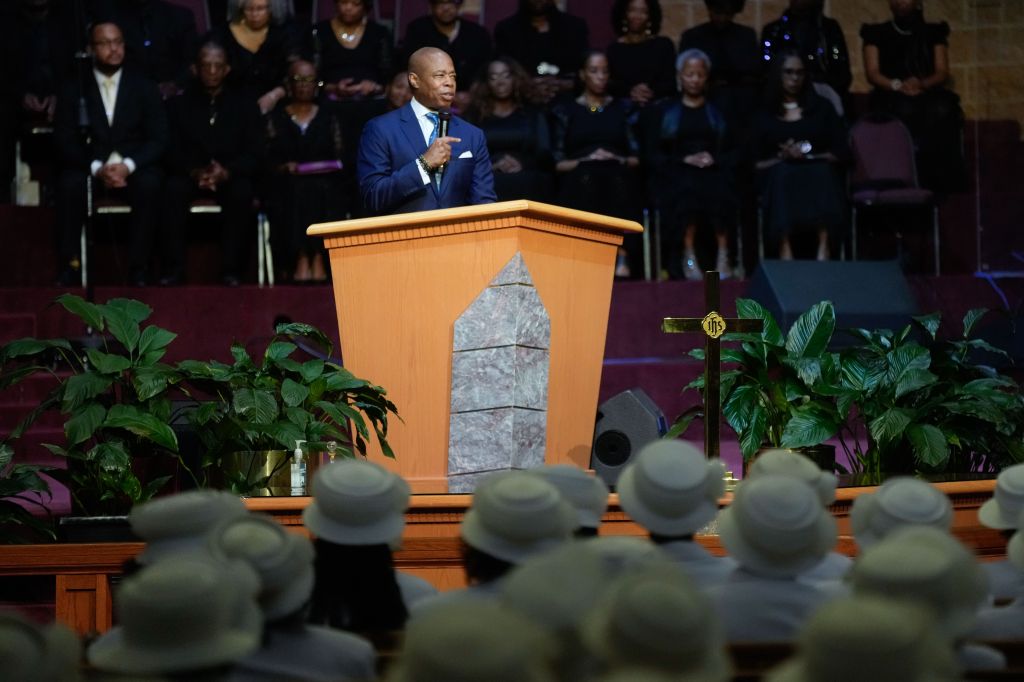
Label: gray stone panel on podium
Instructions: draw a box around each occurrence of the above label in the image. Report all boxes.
[453,283,550,352]
[489,252,532,286]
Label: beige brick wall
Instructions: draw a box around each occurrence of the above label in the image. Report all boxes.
[654,0,1024,129]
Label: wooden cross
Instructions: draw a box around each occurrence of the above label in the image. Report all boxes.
[661,271,764,459]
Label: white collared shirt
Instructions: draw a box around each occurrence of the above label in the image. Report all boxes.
[90,67,135,177]
[409,97,440,185]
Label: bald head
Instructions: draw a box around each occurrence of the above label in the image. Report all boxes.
[407,47,456,110]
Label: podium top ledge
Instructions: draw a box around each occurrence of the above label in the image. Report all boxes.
[307,200,644,238]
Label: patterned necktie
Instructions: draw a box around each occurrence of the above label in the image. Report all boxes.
[426,111,439,146]
[425,111,441,188]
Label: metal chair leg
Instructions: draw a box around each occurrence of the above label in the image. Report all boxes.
[932,205,940,276]
[653,209,663,279]
[642,208,652,282]
[257,213,266,287]
[264,214,274,287]
[851,206,858,261]
[757,206,765,262]
[733,213,745,280]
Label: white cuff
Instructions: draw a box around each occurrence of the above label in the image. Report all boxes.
[123,158,136,174]
[90,160,103,176]
[417,162,430,185]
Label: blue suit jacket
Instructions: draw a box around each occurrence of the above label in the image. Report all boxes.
[357,102,497,215]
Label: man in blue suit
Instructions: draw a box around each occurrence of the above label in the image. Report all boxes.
[357,47,496,215]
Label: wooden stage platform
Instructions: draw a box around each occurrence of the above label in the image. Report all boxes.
[0,479,1002,636]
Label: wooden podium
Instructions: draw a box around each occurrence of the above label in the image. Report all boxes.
[308,200,642,492]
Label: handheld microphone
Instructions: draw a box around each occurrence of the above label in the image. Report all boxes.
[438,109,451,139]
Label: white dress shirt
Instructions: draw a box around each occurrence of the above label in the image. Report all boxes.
[409,97,441,186]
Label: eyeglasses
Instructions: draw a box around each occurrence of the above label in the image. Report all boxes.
[290,75,321,85]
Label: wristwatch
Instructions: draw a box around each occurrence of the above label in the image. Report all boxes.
[891,78,903,92]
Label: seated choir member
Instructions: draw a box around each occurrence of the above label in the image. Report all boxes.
[606,0,677,108]
[162,40,263,286]
[750,50,846,261]
[530,464,609,537]
[266,59,347,283]
[463,58,553,202]
[53,21,167,287]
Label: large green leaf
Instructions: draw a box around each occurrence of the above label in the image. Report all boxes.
[61,372,113,412]
[1,338,73,362]
[265,422,307,450]
[99,302,141,352]
[907,424,949,469]
[739,405,768,458]
[103,404,179,451]
[869,408,912,447]
[91,442,131,472]
[137,326,177,359]
[722,383,759,432]
[105,298,152,324]
[963,308,988,339]
[231,343,253,367]
[735,298,785,346]
[780,407,838,449]
[284,406,312,428]
[232,388,279,424]
[885,344,931,385]
[281,378,310,407]
[0,443,12,470]
[276,322,334,356]
[85,348,132,374]
[894,369,938,400]
[913,312,941,340]
[785,301,835,358]
[133,366,173,401]
[65,403,107,445]
[299,359,326,383]
[265,341,297,363]
[275,358,304,374]
[57,294,105,331]
[784,357,822,386]
[324,370,369,392]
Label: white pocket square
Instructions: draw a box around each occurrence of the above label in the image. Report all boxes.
[458,150,473,159]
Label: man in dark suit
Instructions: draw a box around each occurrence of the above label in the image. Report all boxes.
[53,20,167,286]
[400,0,492,100]
[161,40,263,286]
[357,47,496,216]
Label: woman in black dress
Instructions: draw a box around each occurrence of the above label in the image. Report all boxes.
[647,49,736,280]
[606,0,677,107]
[213,0,303,113]
[861,0,965,193]
[464,58,553,202]
[751,51,846,260]
[552,51,641,276]
[266,60,346,282]
[312,0,392,102]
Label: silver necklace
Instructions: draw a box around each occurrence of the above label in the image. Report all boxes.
[890,19,913,36]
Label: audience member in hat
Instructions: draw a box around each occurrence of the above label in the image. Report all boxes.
[764,595,959,682]
[617,440,737,588]
[582,564,731,680]
[973,507,1024,639]
[850,476,953,550]
[386,600,557,682]
[585,535,672,579]
[745,449,849,589]
[303,460,436,633]
[531,464,610,536]
[0,610,81,682]
[978,462,1024,601]
[849,525,1003,672]
[414,471,578,614]
[712,474,838,641]
[207,514,376,681]
[500,543,609,680]
[87,556,262,680]
[129,489,248,567]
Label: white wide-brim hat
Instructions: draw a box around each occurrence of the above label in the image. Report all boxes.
[746,449,837,506]
[0,611,82,682]
[581,565,730,680]
[617,440,725,536]
[207,513,316,621]
[460,472,577,564]
[386,600,556,682]
[87,557,261,675]
[979,463,1024,529]
[849,526,987,639]
[718,475,836,578]
[1008,509,1024,571]
[531,465,609,529]
[764,596,958,682]
[851,476,952,549]
[130,489,248,564]
[303,459,410,545]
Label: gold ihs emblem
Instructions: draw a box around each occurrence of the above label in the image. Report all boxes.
[701,312,726,339]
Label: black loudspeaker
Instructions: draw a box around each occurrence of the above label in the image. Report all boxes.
[591,389,667,489]
[747,260,918,339]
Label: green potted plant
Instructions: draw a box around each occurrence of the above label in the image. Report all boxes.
[0,440,57,542]
[822,309,1024,478]
[177,322,399,496]
[0,295,185,531]
[669,298,842,470]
